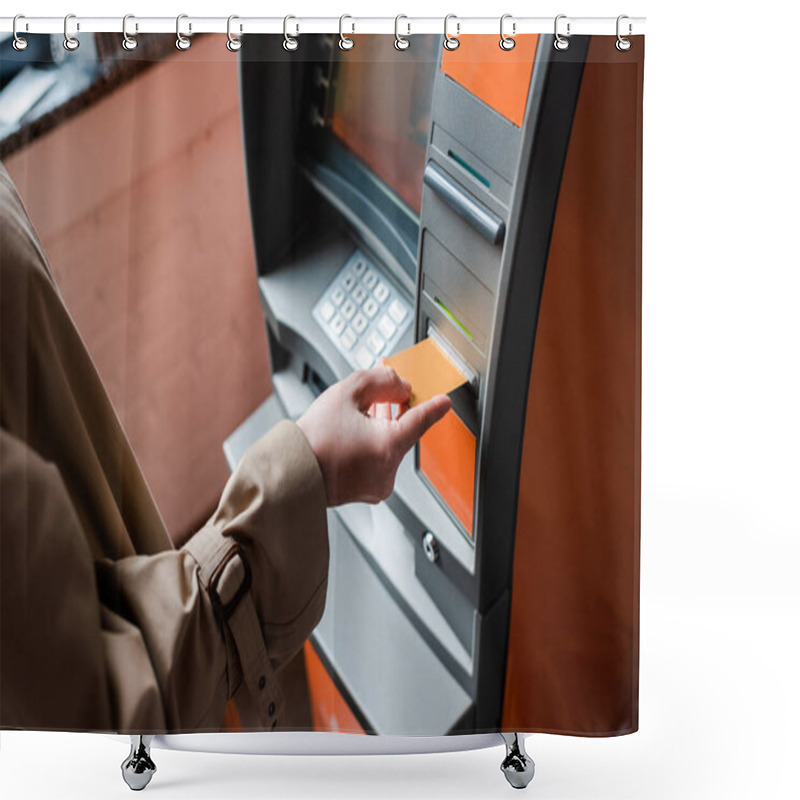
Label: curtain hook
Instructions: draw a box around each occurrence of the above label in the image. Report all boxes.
[616,14,632,51]
[122,14,138,51]
[554,14,570,51]
[12,15,28,51]
[227,15,242,52]
[443,14,460,51]
[283,15,299,51]
[339,14,354,50]
[394,14,410,51]
[63,13,80,51]
[499,14,516,51]
[176,14,191,51]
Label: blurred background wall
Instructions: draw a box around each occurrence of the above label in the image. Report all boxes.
[3,35,271,545]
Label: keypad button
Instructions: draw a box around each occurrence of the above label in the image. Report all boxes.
[352,313,368,334]
[388,299,408,324]
[366,331,386,356]
[355,347,374,370]
[352,285,368,305]
[353,258,367,277]
[343,273,356,292]
[330,314,346,335]
[341,299,356,320]
[362,269,378,290]
[320,301,335,322]
[363,298,379,319]
[374,281,390,304]
[331,287,346,306]
[378,314,397,340]
[340,327,357,351]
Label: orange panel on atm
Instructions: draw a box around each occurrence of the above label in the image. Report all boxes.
[441,35,539,127]
[303,641,365,734]
[419,409,476,536]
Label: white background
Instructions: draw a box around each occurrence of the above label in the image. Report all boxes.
[2,0,799,798]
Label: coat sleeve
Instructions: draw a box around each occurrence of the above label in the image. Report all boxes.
[0,421,329,733]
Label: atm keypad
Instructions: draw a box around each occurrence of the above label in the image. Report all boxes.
[374,281,390,304]
[331,287,345,306]
[367,331,385,355]
[319,301,335,322]
[378,315,396,339]
[330,315,346,336]
[341,300,356,320]
[340,328,357,351]
[313,250,412,371]
[363,298,379,319]
[355,347,374,369]
[388,299,409,324]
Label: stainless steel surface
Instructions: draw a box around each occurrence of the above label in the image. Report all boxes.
[616,14,633,51]
[12,14,28,50]
[334,498,474,675]
[175,13,191,51]
[226,15,242,52]
[121,14,138,50]
[223,394,287,471]
[394,15,410,51]
[121,735,156,791]
[283,15,299,51]
[500,733,535,789]
[63,14,79,51]
[427,321,480,391]
[338,15,355,51]
[443,14,460,51]
[313,512,472,734]
[554,14,571,50]
[500,14,517,51]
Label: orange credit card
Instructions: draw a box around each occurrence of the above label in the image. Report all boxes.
[384,337,468,408]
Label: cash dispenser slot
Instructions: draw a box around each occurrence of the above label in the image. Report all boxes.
[422,162,505,245]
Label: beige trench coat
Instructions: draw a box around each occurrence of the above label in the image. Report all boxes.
[0,163,329,733]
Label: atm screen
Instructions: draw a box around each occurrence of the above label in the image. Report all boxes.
[327,36,439,216]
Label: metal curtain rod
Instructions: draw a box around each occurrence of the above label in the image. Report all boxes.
[0,16,646,36]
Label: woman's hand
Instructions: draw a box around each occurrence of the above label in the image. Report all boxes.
[297,366,451,506]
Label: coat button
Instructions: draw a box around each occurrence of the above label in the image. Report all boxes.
[268,701,276,716]
[258,675,266,691]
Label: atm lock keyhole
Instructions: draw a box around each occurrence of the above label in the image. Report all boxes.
[422,532,440,564]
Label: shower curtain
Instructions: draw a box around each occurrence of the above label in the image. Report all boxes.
[0,29,644,740]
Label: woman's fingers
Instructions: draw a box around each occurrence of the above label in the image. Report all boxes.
[352,366,411,410]
[375,401,393,422]
[393,394,452,453]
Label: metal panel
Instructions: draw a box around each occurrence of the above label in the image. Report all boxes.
[222,394,286,471]
[432,72,522,183]
[421,231,494,351]
[313,514,473,735]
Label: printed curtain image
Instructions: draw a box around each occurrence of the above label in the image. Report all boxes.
[0,32,644,737]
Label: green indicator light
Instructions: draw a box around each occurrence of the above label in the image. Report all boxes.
[435,297,473,340]
[447,150,491,189]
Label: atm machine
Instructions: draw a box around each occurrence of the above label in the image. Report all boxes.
[228,32,641,742]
